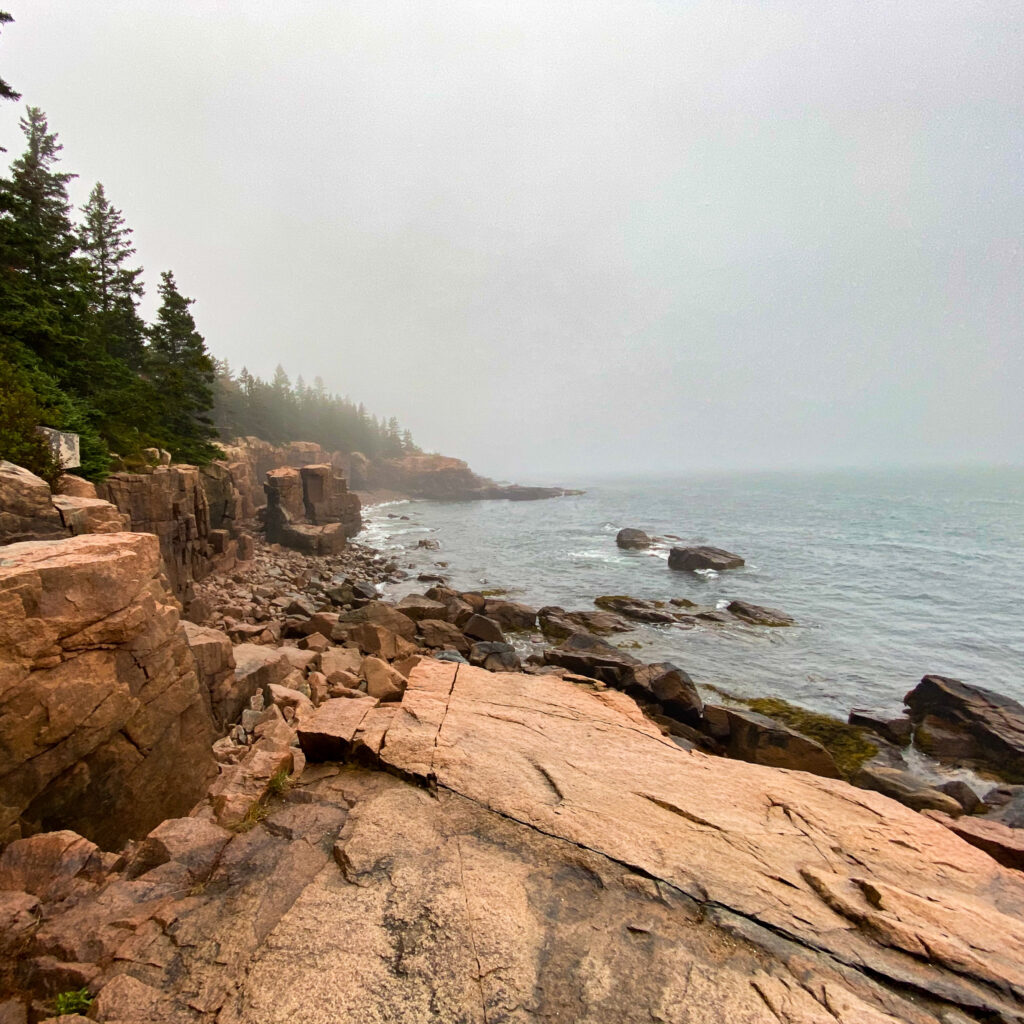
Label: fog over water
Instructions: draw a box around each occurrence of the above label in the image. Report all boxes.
[2,2,1021,477]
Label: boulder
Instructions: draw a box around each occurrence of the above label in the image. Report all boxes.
[319,647,363,680]
[939,780,983,815]
[701,705,842,778]
[54,474,97,499]
[0,461,64,544]
[362,657,407,702]
[297,694,377,761]
[462,613,505,644]
[50,494,128,535]
[395,594,449,622]
[726,600,795,626]
[615,528,651,549]
[482,600,537,631]
[852,764,964,816]
[124,817,230,882]
[667,546,745,572]
[538,607,578,640]
[848,707,912,746]
[0,533,217,849]
[593,595,676,624]
[468,641,522,672]
[904,675,1024,781]
[346,621,417,661]
[542,631,640,687]
[624,662,703,725]
[0,831,106,902]
[417,618,470,653]
[334,601,417,641]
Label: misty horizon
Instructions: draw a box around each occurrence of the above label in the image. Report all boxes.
[2,1,1020,479]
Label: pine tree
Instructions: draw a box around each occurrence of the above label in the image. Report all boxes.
[147,270,218,463]
[0,106,84,371]
[79,182,145,367]
[0,12,20,109]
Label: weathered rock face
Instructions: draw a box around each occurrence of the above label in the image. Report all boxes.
[904,674,1024,782]
[217,438,335,515]
[264,464,361,554]
[0,533,216,849]
[0,461,64,544]
[98,466,220,600]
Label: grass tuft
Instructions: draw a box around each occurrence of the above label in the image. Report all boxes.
[53,988,93,1015]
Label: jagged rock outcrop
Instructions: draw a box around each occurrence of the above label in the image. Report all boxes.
[263,464,361,554]
[98,466,230,600]
[0,533,217,850]
[905,674,1024,782]
[0,461,65,544]
[6,659,1024,1023]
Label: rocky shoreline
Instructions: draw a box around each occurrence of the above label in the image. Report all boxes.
[2,448,1024,1022]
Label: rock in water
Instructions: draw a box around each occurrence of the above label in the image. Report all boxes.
[668,545,745,571]
[904,674,1024,781]
[615,528,651,549]
[0,533,216,848]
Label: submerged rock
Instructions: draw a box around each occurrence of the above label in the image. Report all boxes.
[615,527,651,549]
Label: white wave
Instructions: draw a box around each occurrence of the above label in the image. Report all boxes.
[694,568,719,579]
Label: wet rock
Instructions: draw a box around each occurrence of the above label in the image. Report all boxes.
[668,545,745,572]
[852,764,963,816]
[701,705,842,778]
[462,613,505,644]
[726,600,795,626]
[939,779,983,815]
[615,528,651,549]
[593,595,676,624]
[483,600,537,631]
[848,707,912,747]
[904,675,1024,781]
[468,642,522,672]
[435,650,469,665]
[625,662,703,725]
[543,631,640,687]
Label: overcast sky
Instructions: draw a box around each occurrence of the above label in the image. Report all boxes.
[1,1,1020,478]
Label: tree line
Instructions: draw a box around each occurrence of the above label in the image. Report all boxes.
[0,12,416,482]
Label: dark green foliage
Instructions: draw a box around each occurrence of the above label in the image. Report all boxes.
[211,362,420,458]
[0,12,20,118]
[147,271,219,464]
[0,359,62,485]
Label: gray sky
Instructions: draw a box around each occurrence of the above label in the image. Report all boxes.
[2,1,1021,478]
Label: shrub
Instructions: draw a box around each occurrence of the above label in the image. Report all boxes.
[53,987,93,1015]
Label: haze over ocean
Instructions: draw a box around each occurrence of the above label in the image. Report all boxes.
[365,466,1024,717]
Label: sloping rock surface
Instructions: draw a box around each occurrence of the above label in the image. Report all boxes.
[0,533,216,848]
[6,661,1024,1023]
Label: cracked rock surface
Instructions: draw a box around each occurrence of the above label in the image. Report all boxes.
[5,661,1024,1023]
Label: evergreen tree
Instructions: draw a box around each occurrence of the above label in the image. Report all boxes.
[0,106,84,372]
[0,11,20,110]
[79,182,145,367]
[147,271,218,463]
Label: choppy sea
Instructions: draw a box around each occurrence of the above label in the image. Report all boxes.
[361,467,1024,721]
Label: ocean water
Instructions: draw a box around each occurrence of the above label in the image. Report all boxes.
[362,467,1024,720]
